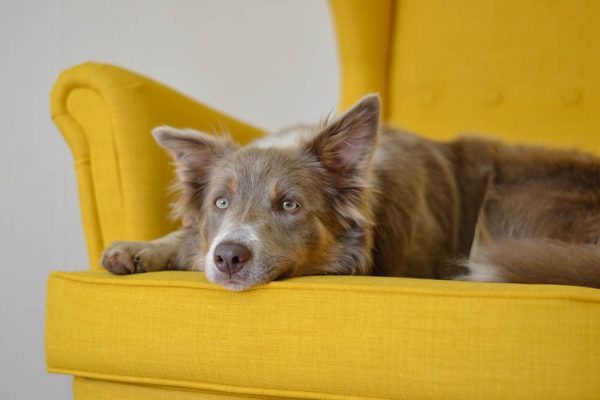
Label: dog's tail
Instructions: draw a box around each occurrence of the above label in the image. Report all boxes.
[458,240,600,289]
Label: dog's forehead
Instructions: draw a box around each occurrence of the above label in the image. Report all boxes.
[218,146,311,190]
[251,124,319,150]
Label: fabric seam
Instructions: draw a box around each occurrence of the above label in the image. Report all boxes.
[49,271,600,303]
[49,367,385,400]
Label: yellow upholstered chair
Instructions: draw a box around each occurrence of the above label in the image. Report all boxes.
[47,1,600,399]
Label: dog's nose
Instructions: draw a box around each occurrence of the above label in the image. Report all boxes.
[213,242,252,275]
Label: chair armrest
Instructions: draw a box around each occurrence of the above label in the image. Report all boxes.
[51,62,264,269]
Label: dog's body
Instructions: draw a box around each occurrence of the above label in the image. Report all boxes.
[102,95,600,290]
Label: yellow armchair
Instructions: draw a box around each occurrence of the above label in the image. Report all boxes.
[47,1,600,399]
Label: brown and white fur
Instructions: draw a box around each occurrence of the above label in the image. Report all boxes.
[102,95,600,291]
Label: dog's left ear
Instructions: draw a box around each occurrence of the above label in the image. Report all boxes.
[152,125,238,195]
[153,126,238,219]
[307,94,380,183]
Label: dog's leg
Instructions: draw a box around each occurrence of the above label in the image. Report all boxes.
[102,228,188,274]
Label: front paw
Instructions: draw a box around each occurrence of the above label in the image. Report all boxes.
[101,241,155,275]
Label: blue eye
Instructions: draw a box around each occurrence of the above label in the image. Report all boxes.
[282,200,299,211]
[215,197,229,209]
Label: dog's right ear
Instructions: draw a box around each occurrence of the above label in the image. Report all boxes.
[153,126,237,182]
[153,126,236,164]
[152,126,237,179]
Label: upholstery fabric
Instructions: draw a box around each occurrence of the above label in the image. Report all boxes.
[48,271,600,399]
[329,0,394,117]
[73,377,271,399]
[47,1,600,399]
[331,0,600,152]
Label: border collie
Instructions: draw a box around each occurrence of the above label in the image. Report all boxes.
[102,95,600,291]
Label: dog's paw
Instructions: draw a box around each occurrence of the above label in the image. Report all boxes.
[101,241,157,275]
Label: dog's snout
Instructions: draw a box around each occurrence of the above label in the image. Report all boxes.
[213,242,252,275]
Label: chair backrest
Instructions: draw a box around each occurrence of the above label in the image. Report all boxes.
[330,0,599,152]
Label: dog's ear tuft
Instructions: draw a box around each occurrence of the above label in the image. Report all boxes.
[152,126,237,182]
[153,126,234,162]
[307,94,380,182]
[153,126,237,165]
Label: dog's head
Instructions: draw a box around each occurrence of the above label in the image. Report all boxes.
[153,95,380,290]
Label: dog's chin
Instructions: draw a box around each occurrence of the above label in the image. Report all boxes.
[215,278,258,292]
[204,266,274,292]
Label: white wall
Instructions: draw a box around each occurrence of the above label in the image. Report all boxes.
[0,1,337,398]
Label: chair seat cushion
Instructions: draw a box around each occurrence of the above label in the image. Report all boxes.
[46,271,600,399]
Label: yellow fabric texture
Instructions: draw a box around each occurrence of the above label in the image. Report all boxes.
[47,1,600,399]
[332,0,600,153]
[73,377,271,399]
[48,271,600,400]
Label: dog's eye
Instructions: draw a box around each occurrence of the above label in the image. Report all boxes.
[215,197,229,209]
[282,200,299,212]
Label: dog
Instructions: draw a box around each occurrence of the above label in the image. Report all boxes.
[101,94,600,291]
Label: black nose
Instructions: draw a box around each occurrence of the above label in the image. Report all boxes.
[213,242,252,275]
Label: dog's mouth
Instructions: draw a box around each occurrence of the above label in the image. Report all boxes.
[209,272,272,292]
[206,259,294,291]
[214,276,255,292]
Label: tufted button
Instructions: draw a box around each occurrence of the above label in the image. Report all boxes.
[416,89,435,107]
[483,89,502,107]
[563,89,582,106]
